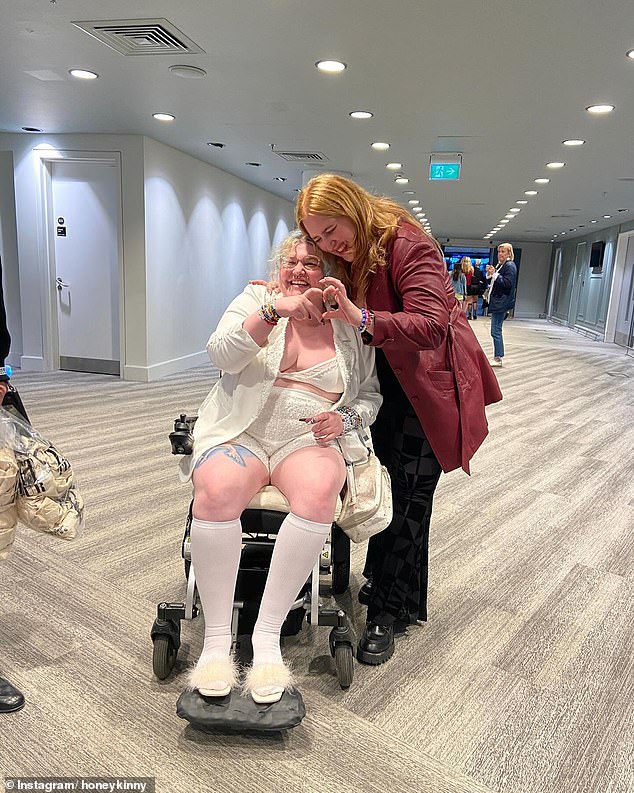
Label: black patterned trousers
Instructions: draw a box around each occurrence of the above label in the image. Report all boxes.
[363,395,442,626]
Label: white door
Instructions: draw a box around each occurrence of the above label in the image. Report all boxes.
[614,235,634,348]
[52,161,120,374]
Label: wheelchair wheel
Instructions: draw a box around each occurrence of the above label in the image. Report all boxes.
[153,634,178,680]
[334,644,354,689]
[331,524,350,595]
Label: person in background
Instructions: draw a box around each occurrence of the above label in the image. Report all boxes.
[0,260,25,714]
[451,260,467,311]
[297,174,502,665]
[466,259,485,320]
[486,243,517,367]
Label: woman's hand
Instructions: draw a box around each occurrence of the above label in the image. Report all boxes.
[303,411,345,444]
[275,288,325,322]
[249,279,279,293]
[319,277,363,328]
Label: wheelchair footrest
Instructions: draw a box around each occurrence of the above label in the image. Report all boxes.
[177,688,306,732]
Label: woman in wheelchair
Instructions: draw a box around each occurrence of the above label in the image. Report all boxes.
[184,231,381,704]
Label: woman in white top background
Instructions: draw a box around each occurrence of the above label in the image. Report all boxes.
[186,231,381,704]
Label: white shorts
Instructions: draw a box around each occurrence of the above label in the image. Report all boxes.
[202,387,339,475]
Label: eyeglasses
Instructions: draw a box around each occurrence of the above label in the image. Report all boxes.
[280,257,323,271]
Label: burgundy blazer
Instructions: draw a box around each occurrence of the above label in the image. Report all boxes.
[365,223,502,474]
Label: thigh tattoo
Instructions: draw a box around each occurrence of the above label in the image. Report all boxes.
[194,444,257,470]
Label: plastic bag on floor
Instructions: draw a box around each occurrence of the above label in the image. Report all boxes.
[0,406,84,540]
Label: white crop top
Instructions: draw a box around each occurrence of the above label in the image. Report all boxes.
[277,356,344,394]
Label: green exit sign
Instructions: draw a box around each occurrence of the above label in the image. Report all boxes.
[429,162,461,181]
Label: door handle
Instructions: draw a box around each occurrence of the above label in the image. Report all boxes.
[56,277,70,290]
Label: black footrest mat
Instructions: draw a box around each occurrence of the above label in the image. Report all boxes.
[177,688,306,733]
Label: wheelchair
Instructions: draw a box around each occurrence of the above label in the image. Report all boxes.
[150,414,356,689]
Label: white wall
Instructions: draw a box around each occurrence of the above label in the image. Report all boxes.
[143,138,293,379]
[443,237,552,318]
[0,132,294,381]
[0,150,22,367]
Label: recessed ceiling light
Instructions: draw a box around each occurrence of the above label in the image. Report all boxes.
[350,110,373,119]
[169,65,207,79]
[21,126,42,132]
[69,68,99,80]
[403,190,415,195]
[586,104,614,114]
[371,142,390,151]
[590,220,598,223]
[505,214,515,219]
[509,208,521,213]
[274,177,287,182]
[553,234,558,237]
[153,112,175,121]
[516,200,529,204]
[561,232,566,235]
[246,162,262,167]
[316,60,347,73]
[618,208,629,212]
[626,49,634,60]
[525,190,538,195]
[386,162,402,170]
[570,228,577,232]
[394,177,409,184]
[408,200,419,205]
[603,214,611,218]
[546,162,565,169]
[499,220,510,224]
[562,139,585,146]
[535,178,550,184]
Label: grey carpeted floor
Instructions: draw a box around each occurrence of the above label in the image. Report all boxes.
[1,318,632,793]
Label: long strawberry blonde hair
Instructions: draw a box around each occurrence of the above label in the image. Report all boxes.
[296,173,441,301]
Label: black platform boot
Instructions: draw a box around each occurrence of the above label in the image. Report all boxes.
[0,677,25,713]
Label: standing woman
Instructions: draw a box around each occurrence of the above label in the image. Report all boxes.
[451,259,468,312]
[486,243,517,367]
[297,174,502,665]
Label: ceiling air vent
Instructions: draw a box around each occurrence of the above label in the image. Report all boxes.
[273,151,329,162]
[72,18,205,56]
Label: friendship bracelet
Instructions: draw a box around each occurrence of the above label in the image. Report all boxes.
[258,302,281,326]
[357,307,370,333]
[335,405,363,434]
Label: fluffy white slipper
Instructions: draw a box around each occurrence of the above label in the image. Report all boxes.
[244,663,294,704]
[187,656,238,697]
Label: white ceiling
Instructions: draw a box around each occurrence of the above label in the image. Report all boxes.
[2,0,634,242]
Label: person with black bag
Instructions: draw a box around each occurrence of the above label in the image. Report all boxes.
[0,258,25,713]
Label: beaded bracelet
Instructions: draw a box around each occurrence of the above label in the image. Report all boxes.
[258,302,281,326]
[335,405,363,434]
[357,307,369,333]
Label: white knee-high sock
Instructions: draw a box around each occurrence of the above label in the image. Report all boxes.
[252,512,331,667]
[190,516,242,665]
